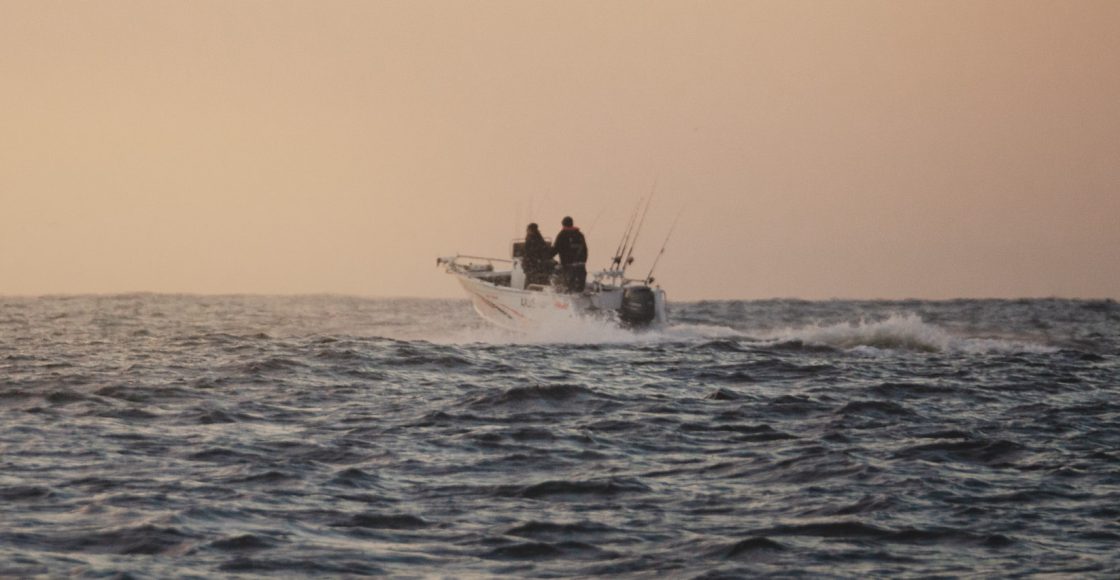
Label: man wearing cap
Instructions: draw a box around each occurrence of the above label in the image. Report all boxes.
[552,216,588,293]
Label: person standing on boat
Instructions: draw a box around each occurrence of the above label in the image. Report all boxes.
[552,216,588,293]
[522,223,554,286]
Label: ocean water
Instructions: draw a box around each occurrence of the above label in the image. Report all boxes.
[1,294,1118,578]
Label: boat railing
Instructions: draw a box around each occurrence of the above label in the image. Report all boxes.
[591,268,653,288]
[437,254,513,273]
[439,255,653,288]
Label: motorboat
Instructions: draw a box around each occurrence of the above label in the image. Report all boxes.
[437,247,668,331]
[437,218,670,332]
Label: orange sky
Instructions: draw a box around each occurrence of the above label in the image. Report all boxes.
[2,1,1118,300]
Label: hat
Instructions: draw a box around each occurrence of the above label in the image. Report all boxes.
[561,216,573,227]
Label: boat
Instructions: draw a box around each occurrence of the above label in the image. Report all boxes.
[437,221,670,331]
[437,250,668,331]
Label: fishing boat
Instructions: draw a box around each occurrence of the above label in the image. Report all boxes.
[437,252,667,332]
[438,205,673,332]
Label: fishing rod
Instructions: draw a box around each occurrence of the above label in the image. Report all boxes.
[586,204,608,237]
[621,188,654,276]
[644,208,683,285]
[611,197,643,270]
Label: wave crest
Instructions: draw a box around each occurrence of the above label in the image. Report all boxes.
[771,314,950,352]
[768,313,1053,353]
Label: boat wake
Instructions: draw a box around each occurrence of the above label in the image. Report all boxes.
[434,311,669,345]
[433,311,1054,354]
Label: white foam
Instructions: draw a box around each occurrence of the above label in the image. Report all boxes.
[421,305,1055,353]
[765,313,1056,354]
[768,313,950,352]
[429,309,748,346]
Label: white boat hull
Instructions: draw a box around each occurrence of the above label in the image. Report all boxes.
[450,270,667,332]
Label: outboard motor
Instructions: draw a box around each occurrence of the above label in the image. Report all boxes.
[620,286,657,327]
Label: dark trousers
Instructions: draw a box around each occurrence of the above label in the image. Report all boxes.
[524,261,554,287]
[526,270,551,286]
[560,264,586,293]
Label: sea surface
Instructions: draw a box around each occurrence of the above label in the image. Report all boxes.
[1,294,1118,578]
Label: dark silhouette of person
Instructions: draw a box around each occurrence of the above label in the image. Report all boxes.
[522,223,554,286]
[552,216,588,292]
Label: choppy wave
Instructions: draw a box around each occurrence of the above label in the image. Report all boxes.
[0,295,1117,577]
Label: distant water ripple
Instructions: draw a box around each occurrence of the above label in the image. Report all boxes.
[1,295,1118,577]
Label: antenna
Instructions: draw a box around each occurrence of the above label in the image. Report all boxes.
[586,204,607,236]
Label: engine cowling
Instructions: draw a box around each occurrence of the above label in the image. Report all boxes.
[619,286,657,327]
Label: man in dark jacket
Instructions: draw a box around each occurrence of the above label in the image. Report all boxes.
[522,223,554,286]
[552,216,588,292]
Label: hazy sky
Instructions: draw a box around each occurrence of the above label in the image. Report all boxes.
[3,1,1118,300]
